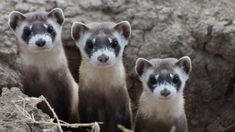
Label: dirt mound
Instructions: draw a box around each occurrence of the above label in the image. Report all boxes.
[0,0,235,131]
[0,88,52,132]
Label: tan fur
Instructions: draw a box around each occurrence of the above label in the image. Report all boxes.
[135,87,188,132]
[79,58,126,90]
[70,79,79,119]
[21,41,79,122]
[139,92,185,123]
[79,57,132,131]
[79,57,132,116]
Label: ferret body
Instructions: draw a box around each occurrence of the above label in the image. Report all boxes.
[134,57,192,132]
[8,8,79,123]
[71,21,132,131]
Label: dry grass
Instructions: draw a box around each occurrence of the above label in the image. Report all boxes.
[11,95,100,132]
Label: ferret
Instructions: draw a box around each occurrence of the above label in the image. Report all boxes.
[134,56,192,132]
[71,21,132,131]
[8,8,79,123]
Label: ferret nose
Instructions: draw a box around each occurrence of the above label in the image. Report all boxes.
[36,39,46,47]
[160,89,171,97]
[98,54,109,63]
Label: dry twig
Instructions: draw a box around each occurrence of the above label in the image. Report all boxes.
[11,95,101,132]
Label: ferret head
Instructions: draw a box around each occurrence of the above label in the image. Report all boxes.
[71,21,131,68]
[8,8,64,52]
[135,56,192,101]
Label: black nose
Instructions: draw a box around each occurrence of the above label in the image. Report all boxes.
[36,39,46,47]
[160,89,171,97]
[97,54,109,63]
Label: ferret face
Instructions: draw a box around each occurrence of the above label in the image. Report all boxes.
[8,8,64,52]
[71,21,131,68]
[135,56,192,101]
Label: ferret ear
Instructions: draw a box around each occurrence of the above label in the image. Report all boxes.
[135,58,152,77]
[114,21,131,39]
[8,11,25,31]
[175,56,192,75]
[71,22,89,41]
[48,8,64,25]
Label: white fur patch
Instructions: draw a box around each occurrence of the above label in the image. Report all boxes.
[14,21,28,44]
[43,23,48,29]
[76,32,91,59]
[28,34,53,51]
[174,67,189,82]
[140,68,154,84]
[92,38,96,44]
[90,48,116,68]
[113,31,128,47]
[155,74,159,80]
[153,83,178,100]
[47,19,61,34]
[170,73,173,78]
[29,24,32,30]
[47,19,62,42]
[108,37,112,43]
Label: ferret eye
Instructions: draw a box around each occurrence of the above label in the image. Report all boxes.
[173,74,179,84]
[149,76,157,84]
[23,27,31,36]
[111,39,118,48]
[86,40,93,49]
[47,25,54,34]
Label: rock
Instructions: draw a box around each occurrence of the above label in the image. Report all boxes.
[79,0,127,13]
[0,62,21,89]
[15,3,33,12]
[79,0,103,10]
[56,0,69,9]
[0,88,52,132]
